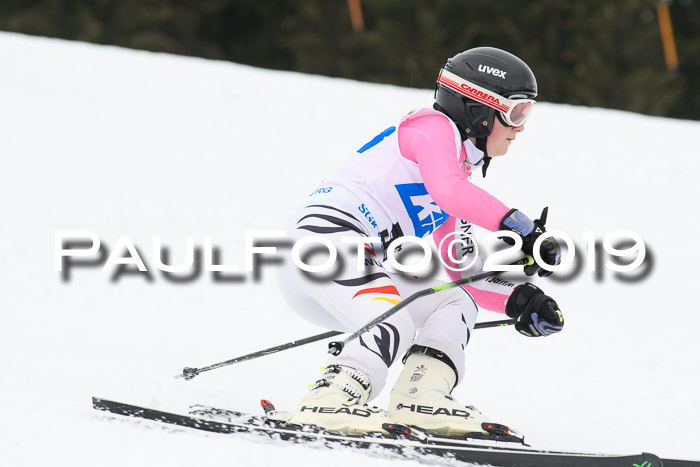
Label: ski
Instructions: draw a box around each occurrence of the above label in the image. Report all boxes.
[93,397,665,467]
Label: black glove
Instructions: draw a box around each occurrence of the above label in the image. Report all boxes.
[499,207,561,277]
[506,283,564,337]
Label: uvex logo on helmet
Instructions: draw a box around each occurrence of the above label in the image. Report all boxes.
[478,64,507,79]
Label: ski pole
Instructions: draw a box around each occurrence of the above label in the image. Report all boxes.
[177,319,516,380]
[177,257,531,380]
[176,330,342,380]
[327,256,532,356]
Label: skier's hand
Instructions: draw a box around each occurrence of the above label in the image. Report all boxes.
[499,207,561,277]
[505,283,564,337]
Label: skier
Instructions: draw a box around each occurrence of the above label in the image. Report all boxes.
[276,47,564,437]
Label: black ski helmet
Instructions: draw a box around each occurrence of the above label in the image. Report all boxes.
[434,47,538,142]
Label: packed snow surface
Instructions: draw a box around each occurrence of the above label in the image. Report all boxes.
[1,32,699,465]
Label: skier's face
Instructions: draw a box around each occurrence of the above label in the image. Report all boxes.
[487,118,525,157]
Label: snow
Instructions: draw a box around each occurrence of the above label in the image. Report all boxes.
[2,31,699,465]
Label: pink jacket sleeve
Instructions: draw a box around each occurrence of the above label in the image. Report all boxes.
[397,111,510,232]
[398,110,515,313]
[433,218,515,314]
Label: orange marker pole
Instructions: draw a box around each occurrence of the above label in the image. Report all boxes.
[656,1,679,70]
[348,0,365,32]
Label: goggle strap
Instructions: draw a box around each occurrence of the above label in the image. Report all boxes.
[438,69,512,113]
[437,69,536,127]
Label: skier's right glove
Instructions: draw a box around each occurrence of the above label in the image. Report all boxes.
[499,207,561,277]
[505,283,564,337]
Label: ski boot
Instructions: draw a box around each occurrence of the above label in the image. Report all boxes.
[389,346,492,438]
[288,364,392,436]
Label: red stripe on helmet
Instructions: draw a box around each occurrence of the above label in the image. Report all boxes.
[437,75,510,113]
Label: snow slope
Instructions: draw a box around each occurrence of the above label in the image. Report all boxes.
[1,32,699,465]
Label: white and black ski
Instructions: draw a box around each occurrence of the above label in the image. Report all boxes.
[93,397,668,467]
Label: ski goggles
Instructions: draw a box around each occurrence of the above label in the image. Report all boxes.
[437,69,536,127]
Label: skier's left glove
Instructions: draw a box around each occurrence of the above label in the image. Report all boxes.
[499,207,561,277]
[505,283,564,337]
